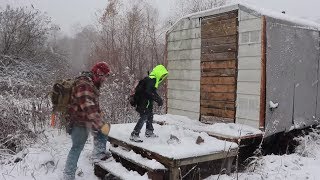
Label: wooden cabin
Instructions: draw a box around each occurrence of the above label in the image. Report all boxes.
[165,3,320,136]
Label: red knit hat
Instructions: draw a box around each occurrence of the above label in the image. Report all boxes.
[91,62,110,75]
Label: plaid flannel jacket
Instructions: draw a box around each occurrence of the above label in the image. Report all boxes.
[68,75,103,130]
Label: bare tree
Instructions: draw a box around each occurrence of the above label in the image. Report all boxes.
[0,5,50,59]
[87,0,166,123]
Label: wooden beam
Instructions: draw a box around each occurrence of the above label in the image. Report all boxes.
[177,148,237,166]
[259,16,267,130]
[108,136,175,167]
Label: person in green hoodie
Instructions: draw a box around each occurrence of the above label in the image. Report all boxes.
[130,64,168,142]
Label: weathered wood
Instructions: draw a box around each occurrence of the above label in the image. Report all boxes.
[202,35,237,46]
[202,52,236,61]
[201,77,235,85]
[201,44,237,54]
[259,16,266,130]
[201,107,235,118]
[169,167,180,180]
[201,92,235,101]
[201,61,236,69]
[108,137,174,167]
[109,147,167,172]
[201,100,235,110]
[200,115,234,123]
[200,10,238,123]
[201,84,235,93]
[177,148,237,166]
[201,10,238,22]
[201,19,237,39]
[108,135,238,180]
[201,69,235,77]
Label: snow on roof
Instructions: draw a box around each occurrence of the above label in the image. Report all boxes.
[154,114,262,138]
[167,1,320,33]
[108,123,238,159]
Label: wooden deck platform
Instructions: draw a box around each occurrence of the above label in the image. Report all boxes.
[95,123,239,180]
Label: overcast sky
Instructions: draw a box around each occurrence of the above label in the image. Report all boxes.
[1,0,320,36]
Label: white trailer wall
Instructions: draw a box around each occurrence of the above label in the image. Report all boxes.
[235,8,262,129]
[167,18,201,120]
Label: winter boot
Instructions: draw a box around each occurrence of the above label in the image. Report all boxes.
[130,133,143,143]
[91,151,112,164]
[145,131,158,138]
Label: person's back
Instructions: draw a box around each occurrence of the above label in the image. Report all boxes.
[63,62,111,180]
[130,64,168,142]
[67,72,102,130]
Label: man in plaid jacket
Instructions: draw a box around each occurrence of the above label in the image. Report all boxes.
[63,62,111,180]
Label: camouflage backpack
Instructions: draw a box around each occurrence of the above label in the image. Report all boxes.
[50,79,75,113]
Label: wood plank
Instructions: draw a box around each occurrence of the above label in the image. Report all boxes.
[201,61,236,69]
[201,92,235,101]
[201,77,235,85]
[201,84,235,93]
[177,149,237,166]
[201,19,237,38]
[108,137,174,167]
[201,10,238,22]
[202,35,237,46]
[200,115,234,123]
[109,146,167,172]
[201,100,235,110]
[201,107,235,118]
[202,52,236,61]
[259,16,266,130]
[201,69,236,77]
[201,43,237,54]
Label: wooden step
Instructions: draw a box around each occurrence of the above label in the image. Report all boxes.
[94,158,148,180]
[110,146,167,172]
[110,146,168,180]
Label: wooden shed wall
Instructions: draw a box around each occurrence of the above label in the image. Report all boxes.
[167,18,201,120]
[200,10,238,122]
[235,10,262,129]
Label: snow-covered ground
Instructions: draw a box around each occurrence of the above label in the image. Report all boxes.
[0,115,320,180]
[0,129,99,180]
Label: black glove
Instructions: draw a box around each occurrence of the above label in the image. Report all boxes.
[157,98,163,106]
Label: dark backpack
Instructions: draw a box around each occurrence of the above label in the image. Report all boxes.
[129,77,148,107]
[50,79,75,113]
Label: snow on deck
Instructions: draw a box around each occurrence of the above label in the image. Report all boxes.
[154,114,262,138]
[108,123,238,159]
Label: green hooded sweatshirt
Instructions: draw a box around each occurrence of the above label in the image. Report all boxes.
[149,64,169,89]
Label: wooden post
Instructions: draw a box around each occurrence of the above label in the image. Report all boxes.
[164,33,169,114]
[259,15,267,130]
[225,157,234,175]
[169,167,180,180]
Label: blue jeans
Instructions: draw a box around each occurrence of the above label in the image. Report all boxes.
[63,126,107,180]
[132,112,154,136]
